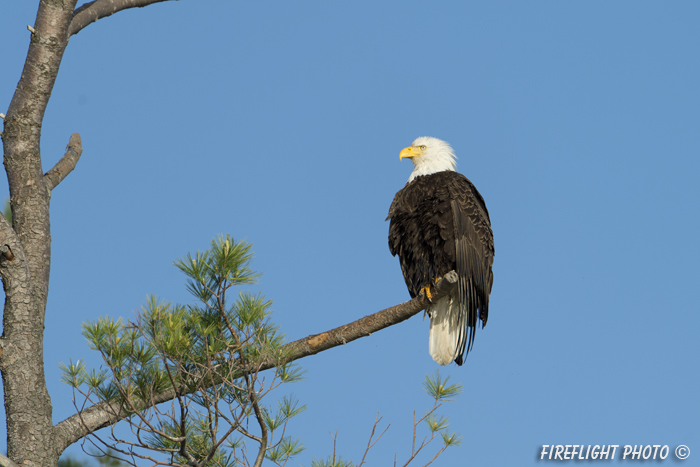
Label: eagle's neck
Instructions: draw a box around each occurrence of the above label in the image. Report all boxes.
[407,160,456,183]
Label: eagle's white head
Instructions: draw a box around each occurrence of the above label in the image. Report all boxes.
[400,136,457,183]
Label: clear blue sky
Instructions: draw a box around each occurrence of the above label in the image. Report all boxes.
[2,1,699,465]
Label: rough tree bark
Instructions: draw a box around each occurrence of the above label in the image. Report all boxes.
[0,2,450,467]
[1,2,81,466]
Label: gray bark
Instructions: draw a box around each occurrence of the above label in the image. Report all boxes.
[1,1,79,465]
[69,0,174,37]
[0,1,165,466]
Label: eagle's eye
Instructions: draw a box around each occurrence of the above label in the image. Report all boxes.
[420,145,427,150]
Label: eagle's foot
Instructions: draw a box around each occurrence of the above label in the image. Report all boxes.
[420,277,442,302]
[420,284,434,302]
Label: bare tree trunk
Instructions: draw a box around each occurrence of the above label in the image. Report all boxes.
[1,1,78,465]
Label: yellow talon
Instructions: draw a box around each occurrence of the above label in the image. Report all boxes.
[420,277,441,302]
[421,284,434,301]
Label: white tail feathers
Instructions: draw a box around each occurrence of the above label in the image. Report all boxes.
[428,295,461,365]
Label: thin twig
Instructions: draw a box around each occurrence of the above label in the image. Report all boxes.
[422,446,448,467]
[399,401,444,467]
[330,430,338,465]
[357,413,390,467]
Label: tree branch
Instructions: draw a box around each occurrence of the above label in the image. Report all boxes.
[276,271,458,363]
[52,271,459,452]
[69,0,175,37]
[0,453,20,467]
[44,133,83,191]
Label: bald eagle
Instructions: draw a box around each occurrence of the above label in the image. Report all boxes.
[387,137,494,366]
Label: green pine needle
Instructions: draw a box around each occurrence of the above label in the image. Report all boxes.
[441,430,463,447]
[423,370,463,402]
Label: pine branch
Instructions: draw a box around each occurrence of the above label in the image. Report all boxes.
[69,0,175,37]
[52,271,459,452]
[0,453,20,467]
[277,271,458,363]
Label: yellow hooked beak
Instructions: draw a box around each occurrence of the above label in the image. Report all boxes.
[399,146,424,160]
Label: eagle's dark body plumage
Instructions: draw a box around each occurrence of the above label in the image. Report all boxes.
[387,170,494,365]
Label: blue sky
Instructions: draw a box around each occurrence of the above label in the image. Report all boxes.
[2,1,699,465]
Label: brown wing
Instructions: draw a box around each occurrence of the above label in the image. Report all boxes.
[449,174,494,364]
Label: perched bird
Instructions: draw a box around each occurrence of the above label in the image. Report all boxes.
[387,137,494,365]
